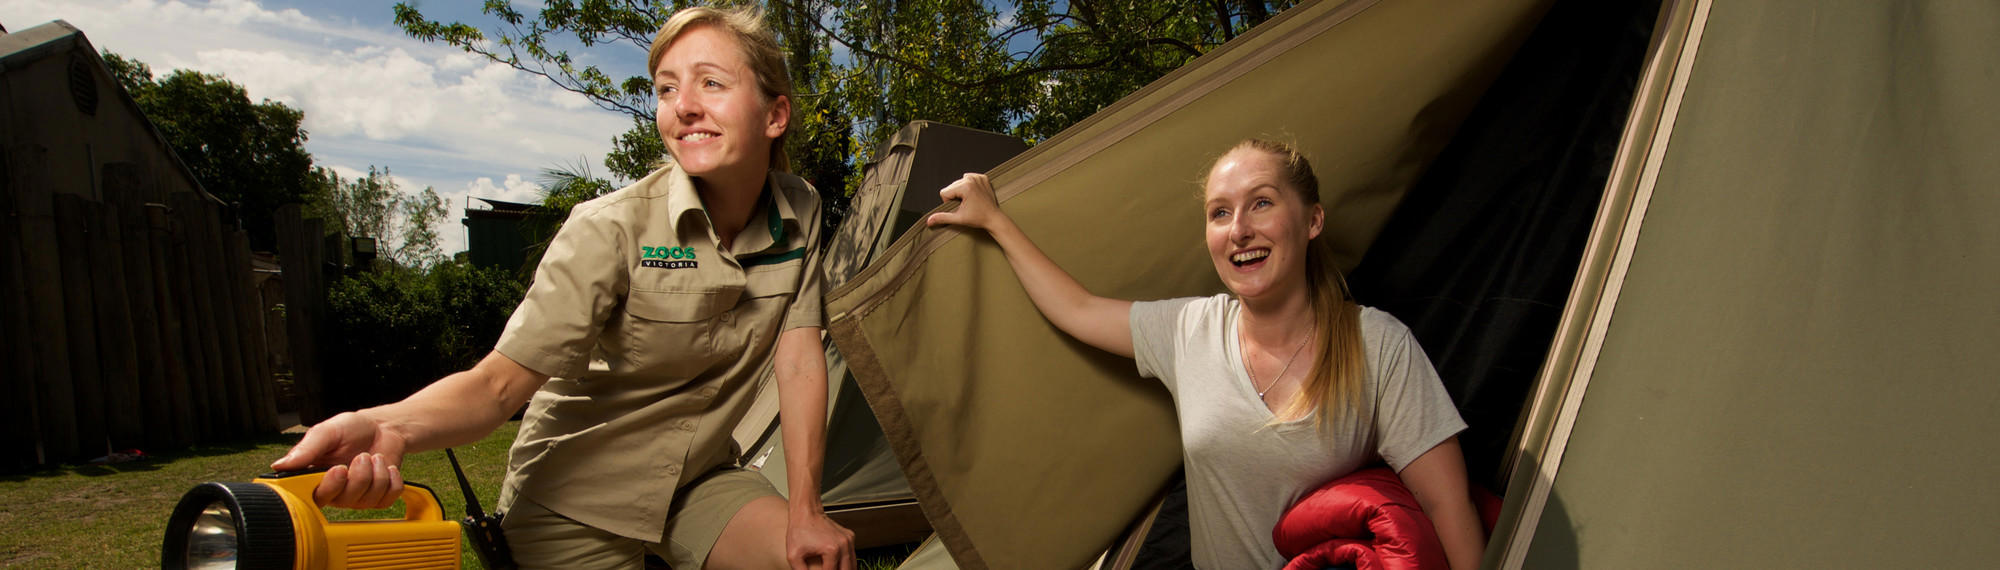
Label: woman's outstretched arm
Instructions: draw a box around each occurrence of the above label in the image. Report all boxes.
[927,173,1134,357]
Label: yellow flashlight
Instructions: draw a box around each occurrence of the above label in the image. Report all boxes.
[162,470,461,569]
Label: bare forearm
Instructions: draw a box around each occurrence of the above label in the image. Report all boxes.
[1423,497,1485,570]
[370,351,542,452]
[1399,438,1486,570]
[775,328,830,514]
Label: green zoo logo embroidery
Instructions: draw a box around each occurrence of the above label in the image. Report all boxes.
[640,246,698,269]
[643,246,697,260]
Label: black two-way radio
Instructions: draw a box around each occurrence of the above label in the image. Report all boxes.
[446,448,515,570]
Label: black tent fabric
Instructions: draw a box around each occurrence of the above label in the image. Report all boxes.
[1348,0,1662,491]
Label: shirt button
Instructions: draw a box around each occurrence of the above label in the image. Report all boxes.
[720,312,734,324]
[700,386,719,398]
[679,419,697,431]
[665,464,681,477]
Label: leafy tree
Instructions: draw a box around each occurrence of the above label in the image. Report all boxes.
[324,260,525,411]
[534,160,620,219]
[393,1,1295,236]
[604,116,668,181]
[306,166,451,269]
[103,51,315,251]
[393,184,450,268]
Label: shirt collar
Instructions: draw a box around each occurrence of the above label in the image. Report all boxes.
[662,165,801,256]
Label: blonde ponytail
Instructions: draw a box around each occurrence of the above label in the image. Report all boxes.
[1283,235,1366,429]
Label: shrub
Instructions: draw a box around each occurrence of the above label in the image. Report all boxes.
[322,261,525,412]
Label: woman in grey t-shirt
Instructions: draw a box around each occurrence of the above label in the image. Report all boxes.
[926,139,1485,569]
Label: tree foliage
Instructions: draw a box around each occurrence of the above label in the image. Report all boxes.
[391,0,1296,201]
[324,260,526,411]
[103,51,316,251]
[306,166,451,269]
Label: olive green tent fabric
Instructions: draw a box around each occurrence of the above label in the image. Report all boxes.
[737,121,1026,549]
[825,0,1552,567]
[1510,1,2000,567]
[734,122,1024,458]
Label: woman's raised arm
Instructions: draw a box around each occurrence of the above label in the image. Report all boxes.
[927,173,1134,358]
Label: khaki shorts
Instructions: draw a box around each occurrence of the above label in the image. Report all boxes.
[501,467,780,569]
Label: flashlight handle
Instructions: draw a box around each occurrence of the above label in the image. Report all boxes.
[258,471,448,522]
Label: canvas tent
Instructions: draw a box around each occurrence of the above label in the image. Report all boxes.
[814,0,2000,568]
[825,0,1557,566]
[1492,1,2000,567]
[729,121,1028,549]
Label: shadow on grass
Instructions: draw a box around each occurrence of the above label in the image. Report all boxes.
[0,431,303,482]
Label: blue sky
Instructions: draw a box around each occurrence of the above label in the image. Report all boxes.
[1,0,650,254]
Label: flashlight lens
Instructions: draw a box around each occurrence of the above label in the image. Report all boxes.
[185,501,239,569]
[165,481,296,570]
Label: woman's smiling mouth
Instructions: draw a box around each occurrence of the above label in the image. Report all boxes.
[1230,248,1270,267]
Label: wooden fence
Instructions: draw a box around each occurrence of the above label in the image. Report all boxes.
[1,149,282,469]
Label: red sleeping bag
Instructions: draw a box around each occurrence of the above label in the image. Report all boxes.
[1272,466,1500,570]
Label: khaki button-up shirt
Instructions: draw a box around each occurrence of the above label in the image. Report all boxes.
[493,163,823,541]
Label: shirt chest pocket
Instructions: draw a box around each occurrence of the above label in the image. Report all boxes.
[613,288,740,376]
[743,261,803,300]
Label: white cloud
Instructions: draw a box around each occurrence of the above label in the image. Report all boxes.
[464,174,544,204]
[193,46,444,140]
[322,163,369,181]
[547,86,598,110]
[994,6,1017,33]
[2,0,634,255]
[437,51,484,73]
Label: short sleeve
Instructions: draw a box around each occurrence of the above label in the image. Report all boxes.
[781,198,826,332]
[1129,297,1199,383]
[1370,317,1467,472]
[494,205,628,378]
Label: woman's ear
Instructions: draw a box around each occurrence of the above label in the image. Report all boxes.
[1308,204,1325,240]
[765,94,791,139]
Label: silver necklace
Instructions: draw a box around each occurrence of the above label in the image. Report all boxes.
[1242,319,1315,399]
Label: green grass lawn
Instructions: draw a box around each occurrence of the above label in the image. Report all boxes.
[0,421,912,568]
[0,422,517,569]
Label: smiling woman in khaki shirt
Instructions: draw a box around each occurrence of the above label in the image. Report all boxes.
[271,6,855,569]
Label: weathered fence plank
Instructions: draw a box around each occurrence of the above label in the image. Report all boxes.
[103,163,179,449]
[9,144,76,463]
[274,204,327,424]
[196,198,242,437]
[84,196,147,449]
[169,193,225,440]
[148,198,196,446]
[228,230,279,432]
[194,202,250,436]
[53,194,108,460]
[1,145,45,468]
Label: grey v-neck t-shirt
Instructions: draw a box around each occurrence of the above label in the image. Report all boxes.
[1130,294,1466,569]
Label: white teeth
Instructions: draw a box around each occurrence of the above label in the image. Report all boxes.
[682,133,715,141]
[1231,250,1269,264]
